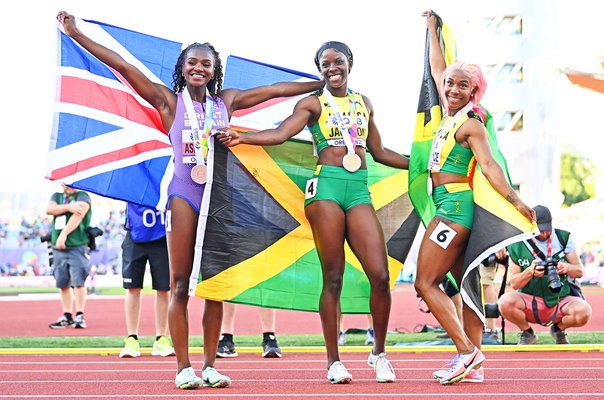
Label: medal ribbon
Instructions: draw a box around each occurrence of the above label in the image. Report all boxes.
[428,102,473,172]
[322,89,358,156]
[182,87,215,166]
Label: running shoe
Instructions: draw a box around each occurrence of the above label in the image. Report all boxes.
[74,314,87,329]
[216,334,238,358]
[202,367,231,388]
[175,367,202,389]
[49,315,75,329]
[152,336,175,357]
[338,331,347,346]
[462,366,485,383]
[439,347,485,385]
[433,365,484,383]
[365,328,375,345]
[327,361,352,384]
[367,352,396,383]
[517,329,538,345]
[550,324,570,344]
[119,336,140,358]
[262,333,282,358]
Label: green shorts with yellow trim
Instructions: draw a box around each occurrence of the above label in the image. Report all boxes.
[432,183,474,230]
[304,165,372,211]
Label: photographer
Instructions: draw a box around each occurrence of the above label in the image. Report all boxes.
[498,205,591,344]
[46,184,92,329]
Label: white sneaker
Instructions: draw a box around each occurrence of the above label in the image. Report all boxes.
[439,347,485,385]
[202,367,231,388]
[327,361,352,384]
[175,367,202,389]
[367,352,396,383]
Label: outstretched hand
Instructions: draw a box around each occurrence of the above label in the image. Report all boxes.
[215,128,240,147]
[57,11,79,37]
[421,10,438,31]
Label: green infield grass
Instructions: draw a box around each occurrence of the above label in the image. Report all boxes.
[2,331,604,348]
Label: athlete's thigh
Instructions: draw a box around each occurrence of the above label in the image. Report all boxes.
[166,196,198,279]
[305,200,346,268]
[416,216,470,285]
[345,204,388,279]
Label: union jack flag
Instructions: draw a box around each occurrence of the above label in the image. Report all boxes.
[47,18,182,209]
[47,19,318,209]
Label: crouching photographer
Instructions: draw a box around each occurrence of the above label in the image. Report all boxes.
[497,205,591,344]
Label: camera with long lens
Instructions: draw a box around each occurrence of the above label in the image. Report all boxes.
[86,226,103,251]
[537,258,562,293]
[40,233,53,266]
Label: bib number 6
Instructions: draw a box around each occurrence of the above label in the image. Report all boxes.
[429,221,457,249]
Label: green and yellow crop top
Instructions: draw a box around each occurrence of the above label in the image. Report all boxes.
[428,109,482,176]
[309,90,369,154]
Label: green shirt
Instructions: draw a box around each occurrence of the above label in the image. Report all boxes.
[507,229,571,307]
[50,191,92,248]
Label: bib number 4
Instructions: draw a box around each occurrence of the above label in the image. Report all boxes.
[305,178,318,200]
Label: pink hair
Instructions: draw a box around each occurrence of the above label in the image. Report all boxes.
[440,61,487,115]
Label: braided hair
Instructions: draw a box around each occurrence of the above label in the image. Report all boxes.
[172,42,224,98]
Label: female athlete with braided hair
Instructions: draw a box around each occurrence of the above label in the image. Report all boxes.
[58,11,324,389]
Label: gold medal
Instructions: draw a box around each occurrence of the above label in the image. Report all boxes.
[342,153,361,172]
[191,164,207,184]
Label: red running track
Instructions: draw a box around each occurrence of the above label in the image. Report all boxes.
[2,284,604,338]
[1,351,604,399]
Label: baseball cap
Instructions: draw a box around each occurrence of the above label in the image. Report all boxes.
[533,205,552,233]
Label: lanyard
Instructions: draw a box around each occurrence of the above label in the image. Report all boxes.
[530,236,553,260]
[322,89,358,156]
[428,102,473,172]
[182,87,214,166]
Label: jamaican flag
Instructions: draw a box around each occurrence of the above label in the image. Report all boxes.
[410,14,537,322]
[188,56,419,313]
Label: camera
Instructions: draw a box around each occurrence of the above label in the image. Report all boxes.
[86,226,103,251]
[537,258,562,293]
[482,253,497,267]
[40,233,53,267]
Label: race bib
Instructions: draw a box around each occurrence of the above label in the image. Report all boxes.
[305,178,318,200]
[54,216,66,230]
[429,221,457,249]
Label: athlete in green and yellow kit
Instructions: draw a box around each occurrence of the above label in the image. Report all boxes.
[217,41,408,385]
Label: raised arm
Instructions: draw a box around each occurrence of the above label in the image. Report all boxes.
[57,12,175,128]
[217,96,320,146]
[221,79,324,116]
[363,95,409,170]
[463,120,535,222]
[422,11,447,100]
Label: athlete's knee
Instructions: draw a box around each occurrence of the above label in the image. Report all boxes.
[368,271,390,294]
[414,278,434,298]
[170,276,190,301]
[322,274,343,296]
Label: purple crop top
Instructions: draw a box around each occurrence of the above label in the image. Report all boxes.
[166,92,229,212]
